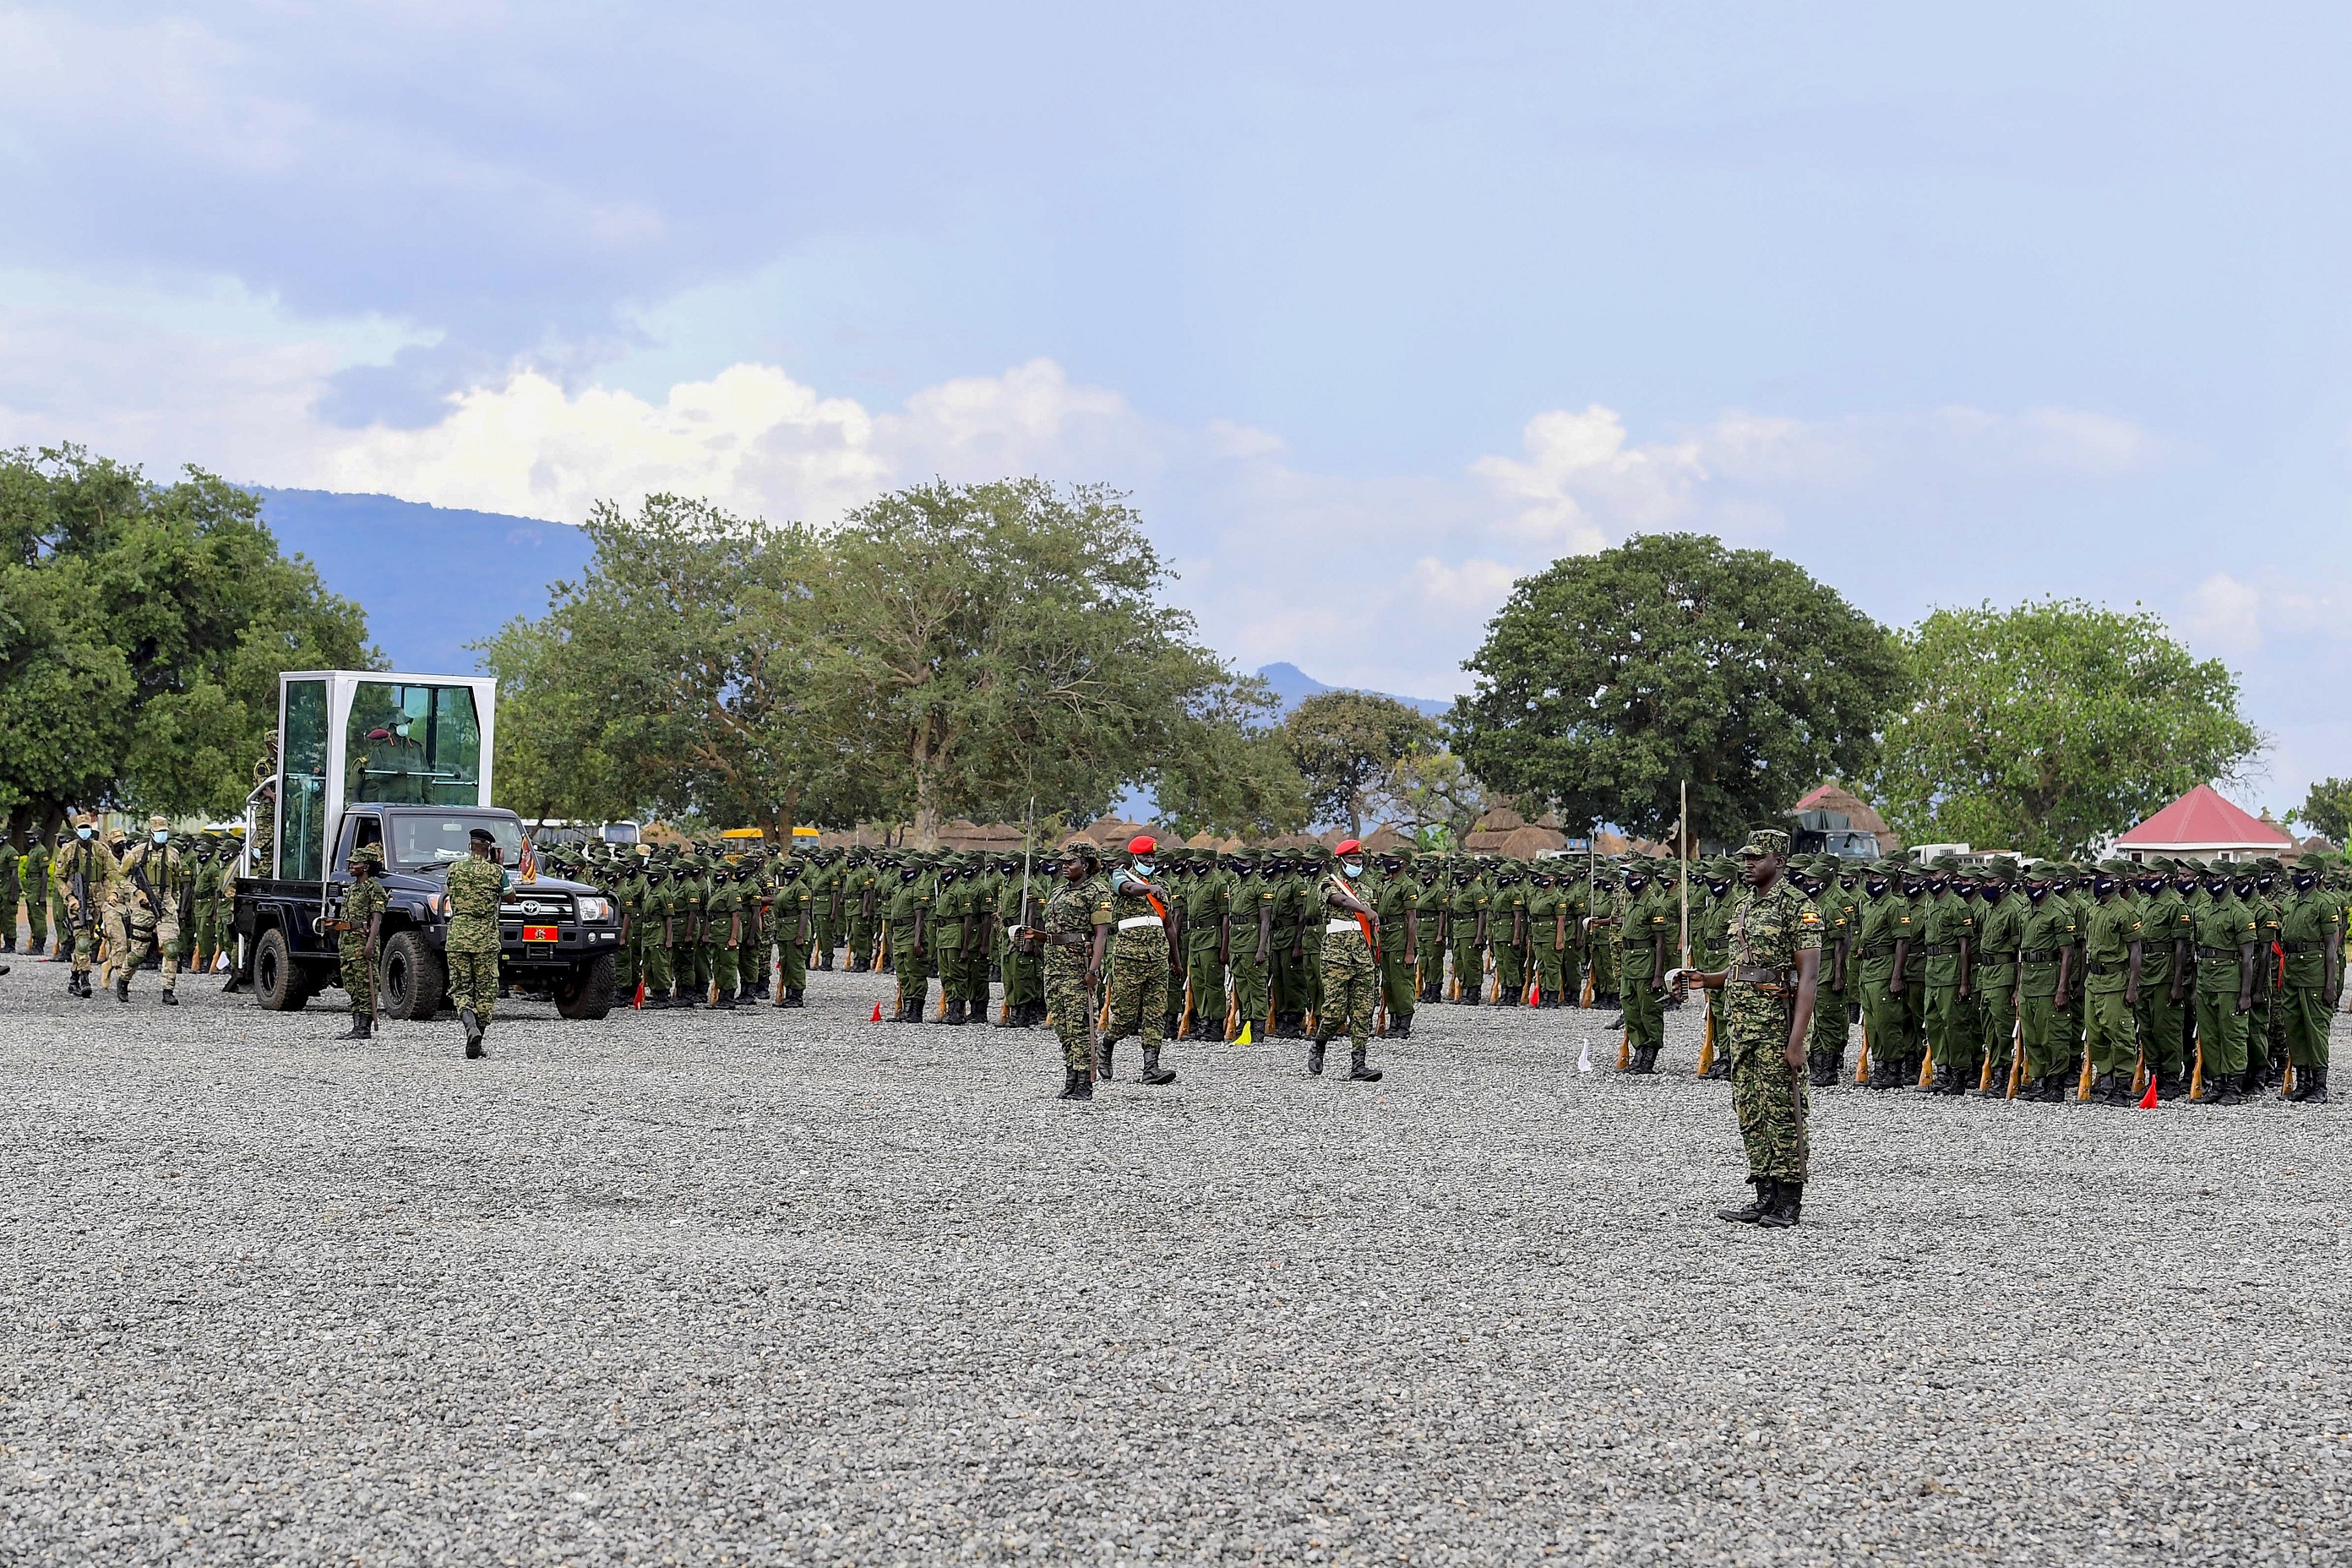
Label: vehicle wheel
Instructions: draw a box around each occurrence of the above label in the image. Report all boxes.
[555,952,617,1020]
[253,927,309,1011]
[379,929,447,1021]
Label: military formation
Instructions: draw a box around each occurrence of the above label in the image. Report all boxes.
[5,814,245,1001]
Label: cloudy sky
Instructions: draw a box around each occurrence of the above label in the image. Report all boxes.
[4,3,2348,814]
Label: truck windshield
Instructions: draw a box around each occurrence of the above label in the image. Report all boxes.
[390,814,525,870]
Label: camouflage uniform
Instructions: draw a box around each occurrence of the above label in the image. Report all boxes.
[54,825,118,991]
[1102,862,1172,1075]
[112,824,190,999]
[340,852,389,1021]
[1723,834,1821,1195]
[444,848,505,1037]
[1314,873,1382,1079]
[1043,865,1110,1076]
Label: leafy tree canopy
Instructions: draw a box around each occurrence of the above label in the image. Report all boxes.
[1280,690,1440,836]
[2288,777,2352,846]
[1451,533,1907,847]
[0,444,373,832]
[1870,598,2263,858]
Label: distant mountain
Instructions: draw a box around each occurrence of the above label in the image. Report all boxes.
[251,489,591,674]
[1255,662,1452,720]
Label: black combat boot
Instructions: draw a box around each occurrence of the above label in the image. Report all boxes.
[2,936,13,952]
[1099,1040,1116,1079]
[1306,1037,1327,1075]
[114,973,130,1003]
[1716,1178,1773,1224]
[994,1000,1023,1028]
[340,1014,372,1040]
[819,950,834,971]
[1758,1181,1803,1228]
[711,991,736,1011]
[1348,1044,1382,1082]
[750,977,768,1000]
[1141,1044,1176,1086]
[1059,1068,1092,1100]
[1387,1015,1412,1041]
[2214,1070,2245,1105]
[785,988,804,1008]
[468,1019,487,1059]
[158,986,177,1006]
[943,999,966,1026]
[460,1009,482,1056]
[1634,1044,1659,1074]
[2306,1067,2328,1102]
[1806,1053,1836,1088]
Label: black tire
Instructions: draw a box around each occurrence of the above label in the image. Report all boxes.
[555,952,617,1020]
[253,927,310,1012]
[380,928,447,1021]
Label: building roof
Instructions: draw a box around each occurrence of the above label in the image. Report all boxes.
[1791,781,1904,853]
[2115,785,2294,850]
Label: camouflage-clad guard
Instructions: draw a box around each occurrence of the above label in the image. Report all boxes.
[1030,841,1111,1100]
[1102,836,1178,1084]
[445,828,505,1057]
[338,844,389,1038]
[112,815,190,1005]
[1683,828,1821,1230]
[55,814,117,998]
[24,835,52,958]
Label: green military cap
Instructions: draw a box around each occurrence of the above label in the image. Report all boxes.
[1388,845,1416,863]
[1737,827,1791,859]
[1988,856,2019,878]
[1930,854,1959,871]
[2255,855,2283,873]
[349,843,384,866]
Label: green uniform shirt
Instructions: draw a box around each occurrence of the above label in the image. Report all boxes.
[444,855,505,954]
[2192,890,2255,993]
[1855,889,1914,984]
[2082,896,2139,995]
[2016,896,2074,999]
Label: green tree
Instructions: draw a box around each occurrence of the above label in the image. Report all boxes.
[1382,746,1489,849]
[1451,533,1906,849]
[808,478,1255,845]
[2288,777,2352,845]
[476,494,874,840]
[0,444,373,834]
[1147,679,1312,841]
[1870,598,2262,858]
[1280,690,1441,836]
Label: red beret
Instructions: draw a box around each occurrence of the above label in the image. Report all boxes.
[1127,835,1157,856]
[1334,839,1363,858]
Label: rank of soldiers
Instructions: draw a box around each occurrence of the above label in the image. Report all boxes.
[8,823,2344,1115]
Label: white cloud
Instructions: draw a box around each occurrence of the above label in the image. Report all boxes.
[2186,572,2264,658]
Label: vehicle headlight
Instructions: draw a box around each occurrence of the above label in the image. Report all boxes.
[433,894,450,917]
[575,896,612,923]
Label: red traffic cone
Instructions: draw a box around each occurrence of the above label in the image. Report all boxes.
[2137,1074,2159,1109]
[869,1001,883,1023]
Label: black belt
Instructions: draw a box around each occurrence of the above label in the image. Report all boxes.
[1733,966,1796,987]
[2088,961,2124,976]
[2017,950,2060,963]
[1044,932,1093,950]
[1978,953,2019,966]
[2283,940,2329,955]
[2195,946,2242,961]
[1859,945,1895,960]
[1915,943,1955,956]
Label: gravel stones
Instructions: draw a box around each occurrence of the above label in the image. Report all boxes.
[5,966,2349,1563]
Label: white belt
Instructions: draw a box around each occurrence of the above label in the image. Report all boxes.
[1326,919,1364,934]
[1117,915,1162,930]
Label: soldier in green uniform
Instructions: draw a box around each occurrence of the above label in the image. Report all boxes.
[2080,863,2143,1102]
[1490,860,1529,1005]
[2013,862,2077,1100]
[1586,863,1620,1007]
[705,860,745,1009]
[1618,858,1671,1073]
[771,853,811,1007]
[1312,839,1384,1081]
[1102,836,1178,1083]
[444,828,505,1058]
[1447,858,1489,1004]
[2127,856,2190,1099]
[0,836,18,953]
[337,844,389,1038]
[55,814,117,999]
[1413,855,1450,1004]
[2246,858,2289,1092]
[1024,842,1110,1099]
[1915,857,1976,1093]
[1179,848,1229,1039]
[640,858,677,1006]
[1970,859,2023,1096]
[995,850,1044,1027]
[23,834,51,957]
[1796,857,1850,1085]
[2279,857,2341,1099]
[1261,853,1302,1035]
[1295,848,1331,1030]
[2189,859,2259,1102]
[885,852,934,1022]
[931,853,970,1023]
[1691,858,1738,1077]
[1851,860,1911,1089]
[1228,850,1276,1038]
[1680,829,1821,1229]
[1527,861,1566,1010]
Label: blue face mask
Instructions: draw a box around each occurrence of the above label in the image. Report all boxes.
[1342,862,1363,879]
[1133,862,1154,879]
[153,830,170,845]
[77,826,94,840]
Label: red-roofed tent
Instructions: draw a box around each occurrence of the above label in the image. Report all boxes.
[2115,785,2292,863]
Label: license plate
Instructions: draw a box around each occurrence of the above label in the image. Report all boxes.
[522,924,559,944]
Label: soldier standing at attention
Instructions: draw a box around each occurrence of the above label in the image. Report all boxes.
[24,832,51,958]
[1102,836,1179,1085]
[705,860,745,1010]
[2190,859,2259,1103]
[1313,840,1385,1081]
[1413,855,1448,1004]
[772,853,812,1008]
[1447,858,1489,1004]
[2127,856,2190,1100]
[0,836,18,953]
[1970,859,2024,1097]
[1587,863,1620,1008]
[1022,840,1111,1099]
[1676,829,1821,1229]
[1853,860,1912,1089]
[1799,857,1853,1086]
[1181,848,1230,1040]
[2280,857,2340,1100]
[1228,850,1275,1038]
[338,844,389,1039]
[1618,858,1671,1073]
[885,852,934,1023]
[640,858,675,1008]
[2014,863,2076,1101]
[1917,857,1976,1094]
[1526,862,1565,1010]
[1696,857,1740,1078]
[1492,860,1531,1006]
[444,828,505,1058]
[2080,863,2143,1103]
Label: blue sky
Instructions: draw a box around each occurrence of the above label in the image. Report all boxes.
[3,3,2347,818]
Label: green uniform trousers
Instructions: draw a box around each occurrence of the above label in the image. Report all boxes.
[1186,944,1227,1034]
[1622,976,1663,1058]
[339,937,375,1017]
[1450,936,1484,999]
[2282,986,2332,1070]
[1733,1039,1810,1183]
[1105,933,1168,1048]
[448,948,498,1021]
[2084,988,2134,1077]
[892,927,930,1012]
[1045,952,1093,1072]
[1923,984,1972,1071]
[1494,940,1527,1004]
[2193,988,2249,1078]
[1317,932,1377,1048]
[1977,978,2018,1085]
[2135,988,2186,1079]
[1861,982,1908,1075]
[1232,950,1271,1036]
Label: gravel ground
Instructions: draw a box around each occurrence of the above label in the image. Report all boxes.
[4,956,2349,1565]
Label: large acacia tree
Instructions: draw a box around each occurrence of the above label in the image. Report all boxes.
[1451,533,1906,847]
[1282,690,1440,836]
[1870,599,2262,858]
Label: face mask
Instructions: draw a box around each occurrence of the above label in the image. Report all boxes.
[2027,885,2049,902]
[2295,874,2318,890]
[1342,862,1363,879]
[153,830,170,845]
[1625,877,1647,893]
[1133,862,1154,878]
[77,827,93,840]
